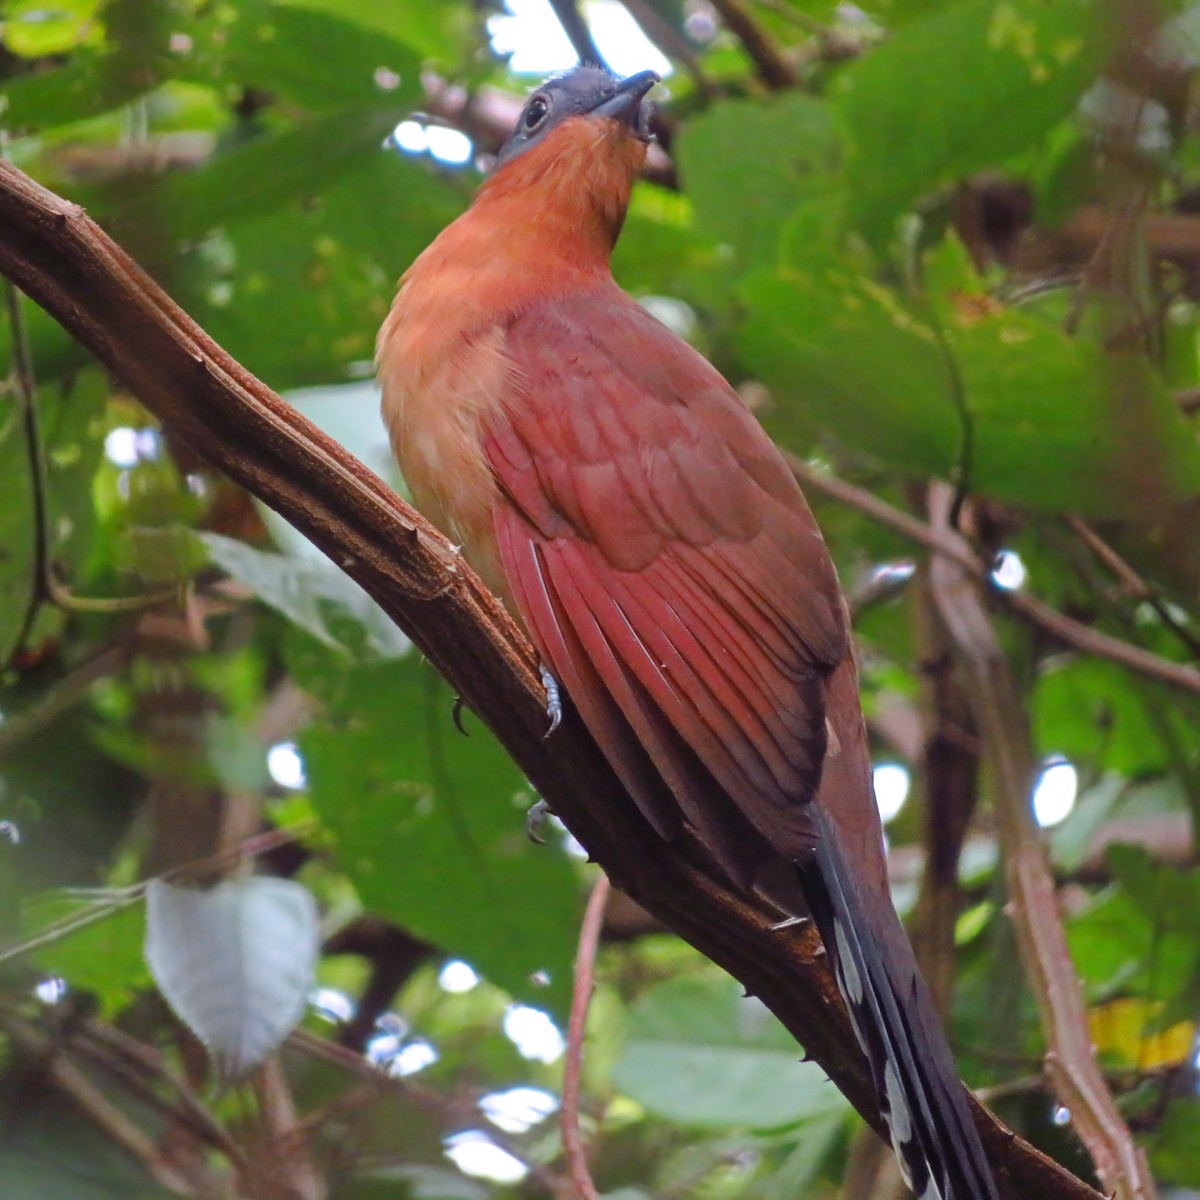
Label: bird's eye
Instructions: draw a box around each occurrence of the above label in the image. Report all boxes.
[524,94,550,130]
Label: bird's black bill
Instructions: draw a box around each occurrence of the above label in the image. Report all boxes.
[589,70,659,137]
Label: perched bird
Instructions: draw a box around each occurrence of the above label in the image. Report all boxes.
[377,66,999,1200]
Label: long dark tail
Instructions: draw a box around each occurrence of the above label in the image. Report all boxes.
[797,806,999,1200]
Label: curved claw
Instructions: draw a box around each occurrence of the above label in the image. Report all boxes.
[540,664,562,736]
[452,695,469,736]
[525,798,552,844]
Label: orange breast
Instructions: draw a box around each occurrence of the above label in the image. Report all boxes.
[378,302,512,599]
[377,114,640,610]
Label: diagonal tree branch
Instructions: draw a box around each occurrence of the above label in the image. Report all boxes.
[706,0,797,89]
[0,157,1100,1200]
[926,483,1156,1200]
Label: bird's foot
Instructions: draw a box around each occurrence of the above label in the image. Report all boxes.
[540,664,562,736]
[452,695,469,735]
[526,798,553,844]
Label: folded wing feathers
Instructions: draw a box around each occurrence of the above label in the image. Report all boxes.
[489,290,998,1199]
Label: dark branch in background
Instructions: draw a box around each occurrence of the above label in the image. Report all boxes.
[706,0,796,89]
[910,560,981,1018]
[926,482,1156,1200]
[322,919,434,1053]
[0,157,1101,1200]
[546,0,607,69]
[3,275,48,662]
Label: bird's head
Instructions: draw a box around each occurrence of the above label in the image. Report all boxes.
[476,66,660,246]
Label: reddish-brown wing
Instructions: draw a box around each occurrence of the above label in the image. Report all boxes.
[483,286,847,881]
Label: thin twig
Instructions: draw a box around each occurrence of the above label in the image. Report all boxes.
[75,1018,245,1164]
[0,642,130,758]
[1064,516,1151,600]
[0,887,145,967]
[707,0,796,88]
[0,824,309,966]
[0,997,244,1166]
[3,1013,200,1195]
[979,1063,1177,1107]
[44,570,184,614]
[788,455,1200,698]
[562,872,611,1200]
[1065,515,1200,660]
[287,1030,572,1197]
[926,482,1156,1200]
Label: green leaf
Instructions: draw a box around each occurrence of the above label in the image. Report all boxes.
[0,0,103,58]
[145,877,319,1074]
[1148,1097,1200,1187]
[613,976,849,1129]
[1047,776,1126,874]
[614,188,734,317]
[22,894,150,1015]
[208,4,425,109]
[675,94,840,270]
[201,532,411,661]
[132,103,409,242]
[762,1112,848,1200]
[281,0,473,64]
[193,152,465,386]
[3,0,175,130]
[924,236,1200,515]
[294,647,579,1017]
[1067,873,1200,1006]
[2,58,144,133]
[737,266,961,473]
[1106,844,1200,939]
[836,0,1107,237]
[946,312,1200,517]
[740,241,1200,516]
[1034,658,1197,777]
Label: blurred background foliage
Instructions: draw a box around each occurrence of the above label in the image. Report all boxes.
[3,0,1200,1196]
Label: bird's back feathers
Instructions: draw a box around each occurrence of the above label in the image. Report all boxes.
[486,288,845,879]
